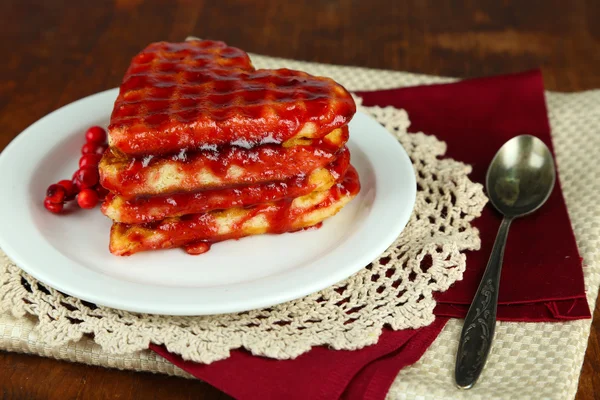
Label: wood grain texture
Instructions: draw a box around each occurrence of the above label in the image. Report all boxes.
[0,0,598,399]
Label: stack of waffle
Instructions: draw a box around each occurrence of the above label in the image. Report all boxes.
[99,40,360,255]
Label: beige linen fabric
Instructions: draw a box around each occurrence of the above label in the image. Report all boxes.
[1,53,599,399]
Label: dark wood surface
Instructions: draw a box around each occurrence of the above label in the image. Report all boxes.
[1,0,598,399]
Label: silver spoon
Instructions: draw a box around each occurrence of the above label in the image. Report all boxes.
[455,135,556,389]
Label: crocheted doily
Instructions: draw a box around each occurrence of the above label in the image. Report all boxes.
[0,104,486,363]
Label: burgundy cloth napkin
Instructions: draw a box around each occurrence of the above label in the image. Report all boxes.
[151,69,590,400]
[152,319,445,400]
[357,70,590,322]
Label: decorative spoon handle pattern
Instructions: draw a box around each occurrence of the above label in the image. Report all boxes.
[455,217,512,389]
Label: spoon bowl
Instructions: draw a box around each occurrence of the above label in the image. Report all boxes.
[455,135,556,389]
[486,135,556,218]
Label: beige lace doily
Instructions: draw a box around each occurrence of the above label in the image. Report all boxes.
[0,104,487,364]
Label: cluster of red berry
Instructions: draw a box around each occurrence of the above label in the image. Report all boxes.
[44,126,109,213]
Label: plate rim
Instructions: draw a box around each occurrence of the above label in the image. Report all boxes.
[0,88,416,315]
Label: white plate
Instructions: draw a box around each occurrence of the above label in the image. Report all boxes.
[0,89,416,315]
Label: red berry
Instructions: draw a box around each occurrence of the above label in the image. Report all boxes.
[74,167,99,189]
[57,179,77,197]
[46,184,66,204]
[79,153,102,168]
[44,197,63,213]
[81,142,106,155]
[77,189,99,209]
[85,126,107,144]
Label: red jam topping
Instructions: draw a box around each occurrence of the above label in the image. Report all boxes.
[100,127,349,198]
[108,40,356,156]
[183,241,211,255]
[102,147,351,223]
[110,166,360,255]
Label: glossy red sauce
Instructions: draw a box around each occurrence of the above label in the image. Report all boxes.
[108,40,356,156]
[100,127,349,198]
[110,166,360,255]
[103,147,350,223]
[183,241,211,255]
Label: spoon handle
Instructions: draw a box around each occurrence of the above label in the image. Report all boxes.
[455,217,512,389]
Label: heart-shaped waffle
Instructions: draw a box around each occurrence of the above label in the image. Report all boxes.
[109,40,356,156]
[102,146,351,223]
[109,166,360,255]
[99,127,349,198]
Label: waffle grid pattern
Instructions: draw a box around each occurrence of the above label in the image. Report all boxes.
[102,40,360,253]
[109,40,355,155]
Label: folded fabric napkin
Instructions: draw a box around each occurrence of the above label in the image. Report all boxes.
[151,69,590,400]
[358,70,590,322]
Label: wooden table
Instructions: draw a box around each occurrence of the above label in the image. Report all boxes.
[1,1,598,398]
